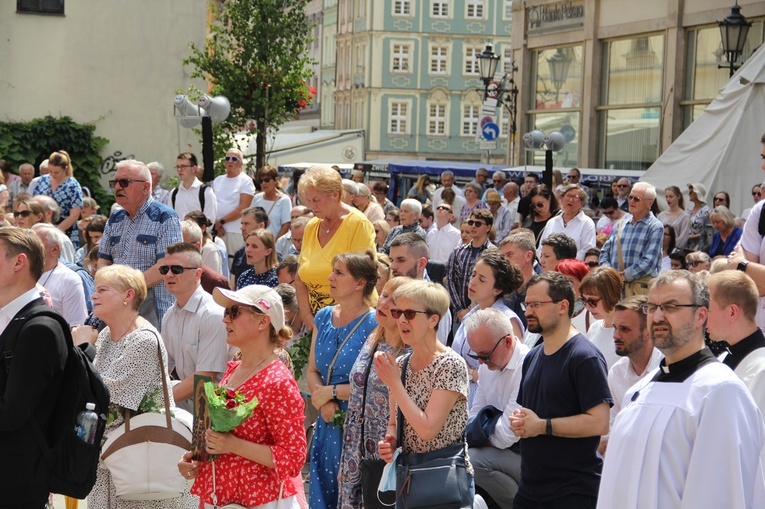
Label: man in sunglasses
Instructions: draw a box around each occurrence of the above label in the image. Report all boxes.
[599,182,664,298]
[98,159,183,329]
[160,242,227,413]
[427,202,461,264]
[464,308,529,508]
[598,271,765,508]
[510,272,611,508]
[212,148,255,263]
[615,178,631,212]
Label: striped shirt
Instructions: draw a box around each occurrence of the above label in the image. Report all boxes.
[599,212,664,281]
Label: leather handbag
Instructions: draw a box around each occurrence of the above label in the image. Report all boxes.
[101,332,193,500]
[360,345,396,508]
[394,354,473,509]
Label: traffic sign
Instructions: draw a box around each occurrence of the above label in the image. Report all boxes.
[482,122,500,141]
[486,81,500,98]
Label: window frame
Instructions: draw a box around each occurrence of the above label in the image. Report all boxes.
[461,103,480,136]
[391,43,412,74]
[466,0,485,20]
[16,0,64,14]
[430,45,449,75]
[393,0,413,17]
[427,102,447,136]
[431,0,449,18]
[464,46,480,75]
[389,100,411,135]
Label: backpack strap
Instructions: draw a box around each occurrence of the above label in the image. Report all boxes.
[171,187,179,208]
[759,206,765,237]
[199,184,208,213]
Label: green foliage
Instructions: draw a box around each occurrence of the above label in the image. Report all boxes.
[332,409,346,431]
[286,331,312,380]
[0,116,113,213]
[184,0,316,169]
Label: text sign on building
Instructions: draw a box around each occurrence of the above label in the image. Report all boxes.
[527,1,585,36]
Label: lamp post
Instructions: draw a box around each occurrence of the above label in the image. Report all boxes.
[523,130,565,189]
[478,43,519,165]
[174,94,231,182]
[718,2,751,78]
[547,48,573,103]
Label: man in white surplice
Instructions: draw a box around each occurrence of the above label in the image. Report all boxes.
[598,270,765,509]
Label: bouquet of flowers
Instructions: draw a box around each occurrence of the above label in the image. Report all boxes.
[203,382,259,432]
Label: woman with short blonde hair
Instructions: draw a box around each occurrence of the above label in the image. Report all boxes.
[33,149,84,248]
[709,205,742,258]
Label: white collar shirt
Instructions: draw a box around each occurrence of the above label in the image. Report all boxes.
[538,210,596,260]
[174,178,218,224]
[427,223,462,264]
[607,348,662,428]
[0,287,45,336]
[40,262,88,326]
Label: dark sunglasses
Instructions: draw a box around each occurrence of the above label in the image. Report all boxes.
[436,205,452,212]
[533,201,546,209]
[754,192,762,197]
[714,196,726,202]
[580,296,602,307]
[616,184,628,188]
[225,156,240,162]
[158,265,199,275]
[108,178,147,189]
[467,335,507,362]
[585,261,599,268]
[602,209,616,216]
[14,210,31,218]
[259,177,273,183]
[467,220,486,227]
[390,308,430,320]
[223,304,260,319]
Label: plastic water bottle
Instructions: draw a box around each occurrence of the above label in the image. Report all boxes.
[75,402,99,444]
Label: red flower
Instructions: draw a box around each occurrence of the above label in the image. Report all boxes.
[225,388,237,400]
[225,399,237,410]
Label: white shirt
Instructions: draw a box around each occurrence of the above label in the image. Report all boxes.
[0,287,43,335]
[212,173,256,234]
[427,223,462,264]
[201,239,223,274]
[161,285,228,412]
[60,236,75,263]
[173,178,218,223]
[585,319,623,371]
[275,232,298,261]
[492,205,513,241]
[432,185,465,207]
[607,348,662,428]
[505,196,520,228]
[538,211,596,260]
[251,192,292,239]
[598,361,765,509]
[40,262,88,326]
[469,341,530,449]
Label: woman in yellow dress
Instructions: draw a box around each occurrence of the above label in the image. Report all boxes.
[296,166,376,330]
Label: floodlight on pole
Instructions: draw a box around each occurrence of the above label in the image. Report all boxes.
[174,94,231,182]
[523,130,566,189]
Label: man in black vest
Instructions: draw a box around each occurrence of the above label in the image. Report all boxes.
[0,227,68,507]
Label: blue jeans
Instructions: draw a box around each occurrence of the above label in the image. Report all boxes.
[513,492,597,509]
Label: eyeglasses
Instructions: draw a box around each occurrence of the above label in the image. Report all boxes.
[563,194,581,201]
[259,177,273,183]
[714,196,726,202]
[585,261,599,268]
[467,220,486,227]
[225,156,240,162]
[616,184,629,188]
[14,210,31,218]
[687,260,706,267]
[467,335,508,362]
[627,195,642,202]
[158,265,200,275]
[580,296,601,308]
[642,303,700,315]
[437,205,452,212]
[390,308,430,320]
[521,300,560,311]
[493,179,504,183]
[223,304,261,319]
[602,209,616,216]
[108,179,147,189]
[753,192,762,197]
[532,201,546,209]
[568,175,580,180]
[174,164,193,170]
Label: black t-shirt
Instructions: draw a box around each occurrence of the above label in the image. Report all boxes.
[516,334,613,501]
[528,217,552,246]
[230,246,248,278]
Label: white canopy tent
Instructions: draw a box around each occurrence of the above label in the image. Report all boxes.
[640,44,765,217]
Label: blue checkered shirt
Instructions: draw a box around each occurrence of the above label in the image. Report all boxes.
[599,212,663,281]
[99,197,182,327]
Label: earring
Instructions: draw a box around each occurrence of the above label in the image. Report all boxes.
[123,301,127,306]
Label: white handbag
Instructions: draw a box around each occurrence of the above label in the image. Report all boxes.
[101,334,193,500]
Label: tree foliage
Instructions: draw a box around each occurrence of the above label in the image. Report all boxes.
[0,116,112,213]
[184,0,316,170]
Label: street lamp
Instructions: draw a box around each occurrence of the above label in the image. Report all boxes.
[523,129,565,189]
[477,43,520,165]
[718,2,751,78]
[174,94,230,182]
[547,49,573,102]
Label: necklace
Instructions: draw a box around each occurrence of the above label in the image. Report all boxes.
[111,314,140,342]
[322,214,341,234]
[227,354,273,388]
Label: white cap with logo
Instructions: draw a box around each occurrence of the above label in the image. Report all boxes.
[213,285,285,330]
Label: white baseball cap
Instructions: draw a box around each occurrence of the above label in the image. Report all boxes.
[213,285,285,330]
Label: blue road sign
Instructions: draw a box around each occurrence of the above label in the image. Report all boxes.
[482,122,500,141]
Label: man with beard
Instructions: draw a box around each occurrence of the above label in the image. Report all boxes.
[598,271,765,509]
[509,272,611,509]
[598,295,661,456]
[388,232,452,344]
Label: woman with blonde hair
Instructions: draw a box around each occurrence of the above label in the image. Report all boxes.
[237,228,279,289]
[354,184,385,223]
[373,219,391,252]
[339,276,409,508]
[72,264,197,509]
[407,174,433,204]
[296,165,376,330]
[307,251,379,508]
[179,285,306,509]
[32,150,84,248]
[708,206,742,258]
[253,165,292,240]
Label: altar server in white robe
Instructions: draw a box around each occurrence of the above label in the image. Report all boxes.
[598,270,765,509]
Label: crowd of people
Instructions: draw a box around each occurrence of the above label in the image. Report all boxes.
[3,134,765,509]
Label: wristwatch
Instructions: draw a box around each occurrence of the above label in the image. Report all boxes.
[331,385,337,399]
[738,260,750,272]
[219,218,226,226]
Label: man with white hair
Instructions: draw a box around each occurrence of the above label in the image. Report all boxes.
[32,195,76,263]
[381,198,427,254]
[483,171,507,202]
[275,206,313,260]
[599,182,664,297]
[432,170,465,207]
[212,147,255,262]
[9,163,34,203]
[147,161,171,205]
[27,159,48,196]
[98,160,183,329]
[32,223,88,326]
[180,220,229,294]
[341,179,357,206]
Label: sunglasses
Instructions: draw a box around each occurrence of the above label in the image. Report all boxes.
[688,260,705,267]
[616,184,628,188]
[223,304,261,319]
[467,220,486,227]
[390,308,430,320]
[108,178,147,189]
[225,156,240,162]
[14,210,32,218]
[754,192,761,197]
[580,296,602,308]
[585,261,599,268]
[532,201,546,209]
[158,265,199,275]
[436,205,452,212]
[602,209,616,216]
[259,177,273,183]
[714,196,726,202]
[627,195,642,202]
[467,335,508,362]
